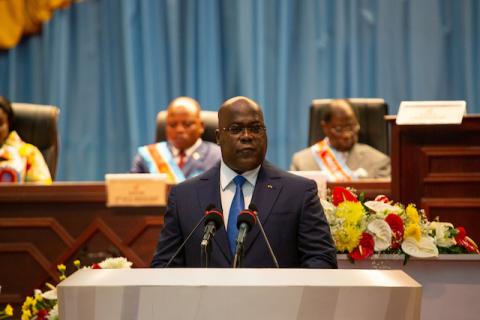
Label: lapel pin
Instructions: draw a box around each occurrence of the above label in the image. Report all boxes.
[267,184,273,189]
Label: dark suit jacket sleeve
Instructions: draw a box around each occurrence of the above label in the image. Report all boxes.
[298,180,338,268]
[130,153,149,173]
[150,186,185,267]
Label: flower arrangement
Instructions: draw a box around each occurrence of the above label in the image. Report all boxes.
[323,187,479,263]
[3,257,132,320]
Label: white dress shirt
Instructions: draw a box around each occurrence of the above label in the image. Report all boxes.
[219,160,260,228]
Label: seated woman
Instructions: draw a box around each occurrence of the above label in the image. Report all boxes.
[0,96,52,183]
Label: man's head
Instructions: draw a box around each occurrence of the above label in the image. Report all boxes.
[216,96,267,173]
[166,97,204,151]
[321,99,360,152]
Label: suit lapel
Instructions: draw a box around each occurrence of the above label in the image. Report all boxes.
[244,162,282,253]
[196,163,232,263]
[346,144,362,169]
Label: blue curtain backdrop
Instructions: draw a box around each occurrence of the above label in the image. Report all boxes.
[0,0,478,181]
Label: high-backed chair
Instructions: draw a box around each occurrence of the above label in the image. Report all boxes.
[11,103,60,179]
[155,110,218,143]
[308,98,389,155]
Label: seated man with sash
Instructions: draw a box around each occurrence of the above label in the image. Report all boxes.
[130,97,221,183]
[290,99,390,181]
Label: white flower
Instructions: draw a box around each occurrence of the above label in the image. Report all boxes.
[320,198,337,223]
[429,221,457,248]
[367,219,392,251]
[42,288,57,300]
[47,304,58,320]
[401,236,439,258]
[364,201,403,217]
[98,257,132,269]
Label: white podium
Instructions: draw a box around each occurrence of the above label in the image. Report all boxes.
[58,269,421,320]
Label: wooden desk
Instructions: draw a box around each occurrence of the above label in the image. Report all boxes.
[387,115,480,244]
[0,180,390,308]
[327,179,391,199]
[0,182,164,306]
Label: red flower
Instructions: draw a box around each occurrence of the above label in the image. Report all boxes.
[37,309,49,320]
[454,227,466,241]
[455,227,480,253]
[374,195,390,203]
[91,263,102,269]
[332,187,358,206]
[385,213,404,249]
[349,233,374,260]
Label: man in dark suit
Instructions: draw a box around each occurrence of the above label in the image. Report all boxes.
[151,96,337,268]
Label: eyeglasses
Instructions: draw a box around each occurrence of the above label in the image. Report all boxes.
[329,124,360,135]
[222,124,266,135]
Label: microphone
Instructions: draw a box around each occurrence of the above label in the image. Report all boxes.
[200,206,223,268]
[233,209,257,268]
[164,204,216,268]
[201,208,224,248]
[249,204,279,268]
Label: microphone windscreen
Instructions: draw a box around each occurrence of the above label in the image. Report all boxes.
[204,208,224,229]
[248,203,258,214]
[237,210,256,229]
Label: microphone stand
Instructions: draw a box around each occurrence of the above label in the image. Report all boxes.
[233,241,244,269]
[164,215,206,268]
[200,239,212,268]
[254,211,279,268]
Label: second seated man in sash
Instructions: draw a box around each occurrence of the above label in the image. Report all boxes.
[130,97,221,183]
[290,99,390,181]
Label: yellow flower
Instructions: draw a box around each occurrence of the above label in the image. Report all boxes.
[4,304,13,316]
[22,296,34,310]
[59,275,66,281]
[35,292,43,302]
[406,204,420,224]
[21,309,31,320]
[74,260,81,269]
[57,264,66,272]
[336,201,365,225]
[31,303,38,314]
[334,224,363,252]
[405,224,422,241]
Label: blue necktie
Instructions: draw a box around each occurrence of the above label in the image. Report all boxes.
[227,175,246,254]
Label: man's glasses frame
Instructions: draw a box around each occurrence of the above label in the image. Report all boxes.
[221,124,266,135]
[329,124,360,135]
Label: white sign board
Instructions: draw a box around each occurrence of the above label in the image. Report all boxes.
[105,173,167,207]
[396,101,466,125]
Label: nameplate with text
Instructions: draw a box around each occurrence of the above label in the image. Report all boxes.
[396,100,466,125]
[105,173,167,207]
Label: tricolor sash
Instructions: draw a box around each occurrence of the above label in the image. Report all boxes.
[310,139,356,182]
[138,142,186,184]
